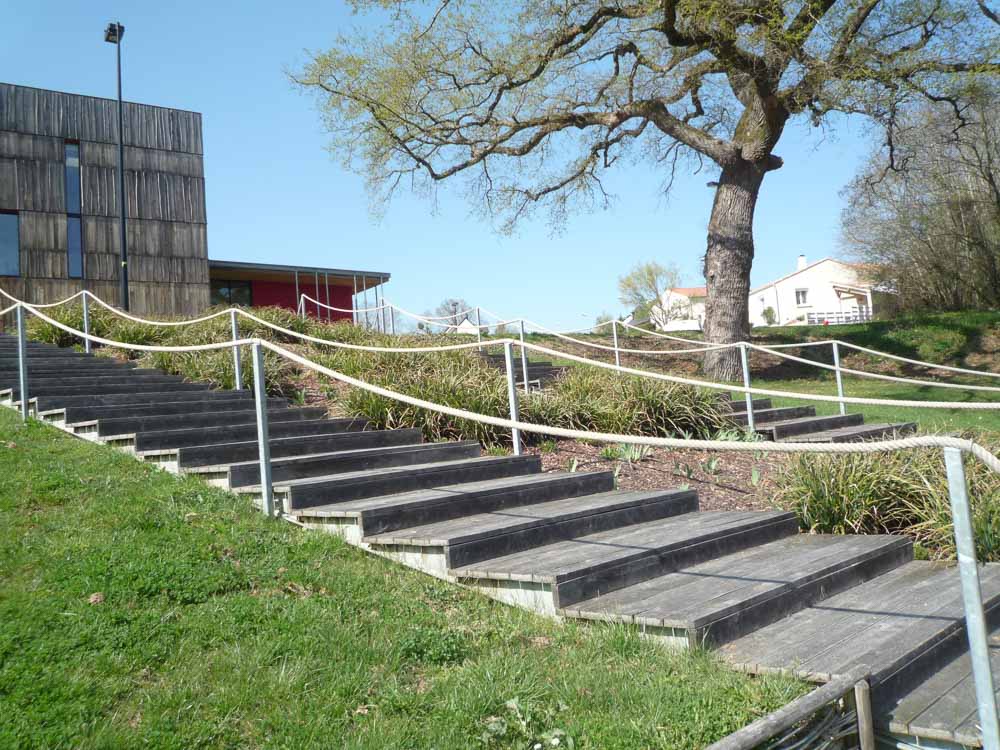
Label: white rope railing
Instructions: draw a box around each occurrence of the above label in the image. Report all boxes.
[8,287,1000,405]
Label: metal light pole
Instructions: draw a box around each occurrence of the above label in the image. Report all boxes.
[104,21,129,311]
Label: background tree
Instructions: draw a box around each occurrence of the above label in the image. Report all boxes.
[842,84,1000,312]
[419,297,476,332]
[617,260,683,326]
[296,0,1000,378]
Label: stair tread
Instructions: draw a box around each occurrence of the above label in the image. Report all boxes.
[198,441,460,474]
[789,422,917,443]
[719,561,1000,682]
[882,621,1000,746]
[561,534,907,628]
[291,472,605,517]
[365,489,689,546]
[263,455,537,491]
[453,510,794,583]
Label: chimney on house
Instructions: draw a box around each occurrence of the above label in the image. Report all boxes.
[796,254,807,271]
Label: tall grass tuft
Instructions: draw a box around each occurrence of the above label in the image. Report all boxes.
[774,436,1000,561]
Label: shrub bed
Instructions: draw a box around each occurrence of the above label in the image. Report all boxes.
[774,436,1000,561]
[24,303,735,447]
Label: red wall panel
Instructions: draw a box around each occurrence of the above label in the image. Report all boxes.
[249,280,353,320]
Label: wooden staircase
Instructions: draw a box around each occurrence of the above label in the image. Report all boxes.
[0,333,991,748]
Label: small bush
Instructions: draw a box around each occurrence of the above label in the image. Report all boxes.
[774,435,1000,561]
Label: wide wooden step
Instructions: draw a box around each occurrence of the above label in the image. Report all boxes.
[292,471,614,539]
[719,561,1000,690]
[561,533,912,647]
[366,488,698,573]
[263,455,544,511]
[453,510,798,613]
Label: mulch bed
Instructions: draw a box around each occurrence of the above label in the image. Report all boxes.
[526,440,791,512]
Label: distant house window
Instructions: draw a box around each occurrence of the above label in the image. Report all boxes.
[67,217,83,279]
[211,280,252,307]
[0,212,19,277]
[64,142,81,215]
[795,289,809,306]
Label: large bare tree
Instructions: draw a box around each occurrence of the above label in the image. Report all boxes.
[295,0,999,377]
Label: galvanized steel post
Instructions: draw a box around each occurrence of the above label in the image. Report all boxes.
[476,307,483,346]
[503,341,522,455]
[230,309,242,391]
[252,342,274,517]
[832,341,846,416]
[519,319,530,393]
[611,320,621,368]
[16,304,28,422]
[294,271,301,319]
[944,447,1000,750]
[82,292,92,354]
[739,342,755,432]
[352,274,358,326]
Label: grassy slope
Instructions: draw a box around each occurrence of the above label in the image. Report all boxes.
[0,409,804,749]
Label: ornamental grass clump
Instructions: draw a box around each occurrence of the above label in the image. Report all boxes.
[774,436,1000,561]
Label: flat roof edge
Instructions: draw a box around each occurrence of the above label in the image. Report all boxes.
[208,258,390,280]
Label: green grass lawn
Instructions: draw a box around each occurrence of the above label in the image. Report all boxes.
[760,375,1000,433]
[0,409,805,749]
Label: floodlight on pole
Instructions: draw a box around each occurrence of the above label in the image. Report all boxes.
[104,21,129,311]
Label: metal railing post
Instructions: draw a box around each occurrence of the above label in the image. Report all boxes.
[519,319,530,393]
[611,320,621,368]
[82,293,92,354]
[251,342,274,517]
[476,307,483,346]
[503,341,522,455]
[739,342,755,432]
[944,447,1000,750]
[832,341,846,416]
[16,304,28,422]
[230,309,243,391]
[389,304,396,336]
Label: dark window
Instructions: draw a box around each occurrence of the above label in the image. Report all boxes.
[0,213,19,277]
[65,143,81,215]
[67,216,83,279]
[211,280,252,307]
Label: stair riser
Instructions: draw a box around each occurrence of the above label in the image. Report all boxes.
[95,408,326,437]
[692,540,914,648]
[730,407,815,426]
[286,457,543,511]
[1,382,209,401]
[34,390,253,411]
[225,442,480,489]
[825,423,917,443]
[175,428,424,470]
[765,414,865,440]
[0,374,184,389]
[445,491,700,570]
[56,398,289,424]
[873,599,1000,717]
[723,399,773,413]
[0,362,138,374]
[553,517,800,610]
[132,418,364,452]
[359,472,616,536]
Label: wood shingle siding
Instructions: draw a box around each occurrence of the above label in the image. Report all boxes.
[0,83,209,315]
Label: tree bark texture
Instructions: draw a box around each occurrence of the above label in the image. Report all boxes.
[703,162,766,380]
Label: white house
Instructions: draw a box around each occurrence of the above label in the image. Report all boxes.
[749,255,874,327]
[651,287,707,331]
[449,316,480,335]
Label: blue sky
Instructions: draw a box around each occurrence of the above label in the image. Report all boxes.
[3,1,874,328]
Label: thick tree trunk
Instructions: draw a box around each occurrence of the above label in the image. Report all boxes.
[703,161,766,380]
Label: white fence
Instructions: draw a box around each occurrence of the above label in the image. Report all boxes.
[806,309,873,325]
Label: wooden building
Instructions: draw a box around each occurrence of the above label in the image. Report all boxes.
[0,82,389,318]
